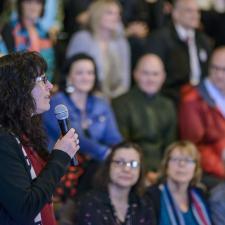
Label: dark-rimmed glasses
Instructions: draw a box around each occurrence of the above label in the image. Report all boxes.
[169,157,196,165]
[36,74,48,84]
[210,64,225,74]
[111,160,140,169]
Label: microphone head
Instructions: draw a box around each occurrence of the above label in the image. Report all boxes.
[54,104,69,120]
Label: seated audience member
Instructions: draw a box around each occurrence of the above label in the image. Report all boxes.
[2,0,55,81]
[179,46,225,188]
[73,142,155,225]
[11,0,63,35]
[43,53,122,194]
[112,54,177,181]
[209,181,225,225]
[43,53,122,158]
[146,141,212,225]
[66,0,130,98]
[147,0,212,104]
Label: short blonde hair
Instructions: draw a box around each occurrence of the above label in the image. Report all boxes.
[159,140,202,186]
[88,0,122,35]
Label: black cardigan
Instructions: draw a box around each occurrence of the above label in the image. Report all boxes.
[0,130,71,225]
[74,189,157,225]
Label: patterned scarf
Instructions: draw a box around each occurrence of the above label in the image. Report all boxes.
[161,183,212,225]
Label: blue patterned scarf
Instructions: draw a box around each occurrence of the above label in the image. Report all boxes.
[161,183,212,225]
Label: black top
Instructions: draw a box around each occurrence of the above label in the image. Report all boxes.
[74,189,156,225]
[0,129,71,225]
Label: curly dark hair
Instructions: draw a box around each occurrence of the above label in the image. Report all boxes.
[0,51,49,159]
[94,141,146,196]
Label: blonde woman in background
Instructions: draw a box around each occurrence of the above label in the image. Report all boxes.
[145,141,212,225]
[66,0,130,99]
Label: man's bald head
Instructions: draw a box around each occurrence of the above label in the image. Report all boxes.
[134,54,166,95]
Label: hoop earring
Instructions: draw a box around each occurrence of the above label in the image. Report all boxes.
[65,82,75,94]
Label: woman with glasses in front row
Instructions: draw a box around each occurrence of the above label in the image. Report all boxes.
[72,142,155,225]
[145,141,212,225]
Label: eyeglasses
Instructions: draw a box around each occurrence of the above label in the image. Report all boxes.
[36,74,48,84]
[169,157,196,165]
[210,64,225,74]
[111,160,140,169]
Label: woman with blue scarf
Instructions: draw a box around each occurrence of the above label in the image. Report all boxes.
[145,141,212,225]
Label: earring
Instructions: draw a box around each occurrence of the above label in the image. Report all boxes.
[65,82,75,94]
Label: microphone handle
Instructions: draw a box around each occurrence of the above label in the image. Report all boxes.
[58,120,79,166]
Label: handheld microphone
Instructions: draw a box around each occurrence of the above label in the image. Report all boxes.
[54,104,78,166]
